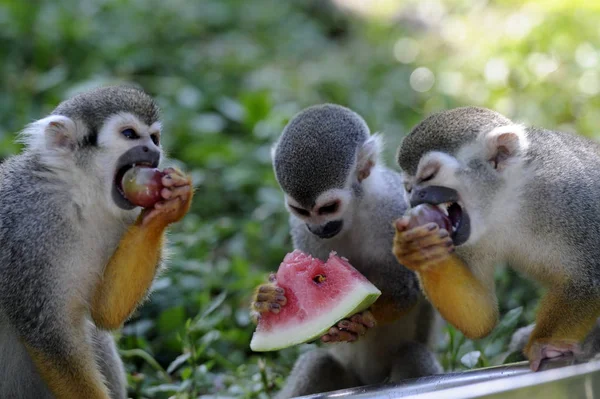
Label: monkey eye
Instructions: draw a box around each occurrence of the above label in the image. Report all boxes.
[419,172,435,184]
[121,128,139,139]
[150,133,160,146]
[290,205,310,217]
[318,201,339,215]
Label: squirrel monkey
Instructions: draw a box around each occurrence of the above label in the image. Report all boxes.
[393,106,600,371]
[0,86,193,398]
[251,104,443,398]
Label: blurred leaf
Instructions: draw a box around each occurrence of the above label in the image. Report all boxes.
[460,351,482,369]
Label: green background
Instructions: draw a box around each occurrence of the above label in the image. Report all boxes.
[2,0,599,397]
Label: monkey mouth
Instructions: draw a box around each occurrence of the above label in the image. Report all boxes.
[436,202,470,246]
[112,146,161,210]
[114,162,154,196]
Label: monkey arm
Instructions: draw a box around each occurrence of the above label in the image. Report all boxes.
[90,216,165,330]
[416,254,498,339]
[393,223,498,340]
[92,167,193,330]
[524,284,600,370]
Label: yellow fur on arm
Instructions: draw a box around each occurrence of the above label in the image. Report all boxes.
[25,343,111,399]
[524,288,600,357]
[418,254,498,339]
[91,215,165,330]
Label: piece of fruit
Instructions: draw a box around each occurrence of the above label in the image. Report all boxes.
[406,203,452,232]
[121,166,165,208]
[250,250,381,352]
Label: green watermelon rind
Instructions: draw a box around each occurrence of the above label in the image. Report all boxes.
[249,282,381,352]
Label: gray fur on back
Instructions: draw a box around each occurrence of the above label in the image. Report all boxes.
[273,104,370,208]
[521,126,600,284]
[397,106,512,175]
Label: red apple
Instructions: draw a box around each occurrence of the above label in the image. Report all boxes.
[121,166,165,208]
[406,203,452,232]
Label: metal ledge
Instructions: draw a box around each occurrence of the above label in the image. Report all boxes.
[296,356,600,399]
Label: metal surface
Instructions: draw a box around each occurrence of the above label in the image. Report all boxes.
[295,356,600,399]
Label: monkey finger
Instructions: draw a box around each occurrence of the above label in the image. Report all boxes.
[321,332,340,343]
[336,330,358,342]
[255,293,273,302]
[251,301,272,313]
[402,246,451,266]
[395,233,453,255]
[321,327,340,343]
[162,168,191,187]
[405,234,453,252]
[161,185,190,201]
[352,310,376,328]
[338,320,367,336]
[400,223,439,243]
[394,217,411,232]
[321,335,332,343]
[257,284,284,295]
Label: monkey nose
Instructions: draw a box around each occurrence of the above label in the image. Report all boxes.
[307,220,344,239]
[410,186,459,207]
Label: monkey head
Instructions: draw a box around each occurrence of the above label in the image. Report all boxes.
[397,106,531,246]
[18,85,163,215]
[272,103,382,240]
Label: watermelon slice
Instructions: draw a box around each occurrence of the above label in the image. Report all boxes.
[250,250,381,352]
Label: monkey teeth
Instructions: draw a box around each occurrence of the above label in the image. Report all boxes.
[437,203,452,216]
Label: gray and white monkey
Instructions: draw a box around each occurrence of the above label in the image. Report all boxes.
[0,86,193,398]
[392,105,600,372]
[251,104,443,398]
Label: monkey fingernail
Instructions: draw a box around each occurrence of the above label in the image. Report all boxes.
[438,230,449,238]
[256,293,270,301]
[427,223,438,231]
[276,295,287,305]
[339,320,350,328]
[269,303,281,313]
[275,287,284,294]
[258,285,271,293]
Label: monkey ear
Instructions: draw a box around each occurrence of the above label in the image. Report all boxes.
[481,125,528,171]
[18,115,78,152]
[270,139,280,161]
[357,133,383,182]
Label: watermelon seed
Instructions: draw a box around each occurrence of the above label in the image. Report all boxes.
[313,274,327,284]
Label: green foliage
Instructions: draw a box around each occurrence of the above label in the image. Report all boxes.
[1,0,599,397]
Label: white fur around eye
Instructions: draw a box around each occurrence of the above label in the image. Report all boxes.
[415,151,460,188]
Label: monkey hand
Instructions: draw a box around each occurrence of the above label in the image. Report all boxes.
[250,273,287,324]
[526,339,583,371]
[393,217,454,272]
[320,310,377,344]
[141,167,193,227]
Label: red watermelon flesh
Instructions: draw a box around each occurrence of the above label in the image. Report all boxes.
[250,250,381,352]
